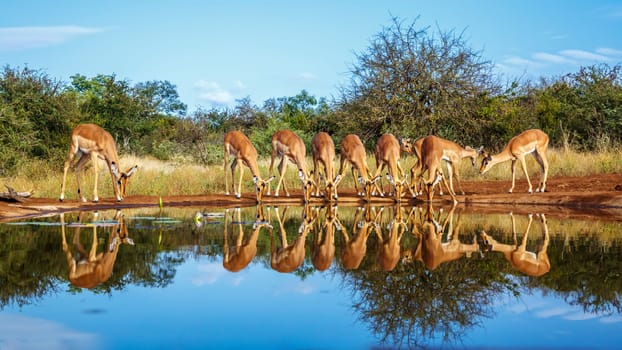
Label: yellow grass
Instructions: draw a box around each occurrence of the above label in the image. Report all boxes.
[2,147,621,200]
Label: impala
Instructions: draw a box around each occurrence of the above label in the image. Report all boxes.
[432,136,481,196]
[311,132,341,201]
[270,205,316,273]
[60,123,138,202]
[268,130,315,202]
[223,205,272,272]
[419,135,458,203]
[311,205,339,271]
[479,213,550,277]
[411,203,480,271]
[340,205,382,270]
[224,130,274,202]
[400,137,424,196]
[61,210,134,289]
[375,205,407,271]
[373,133,408,202]
[480,129,550,193]
[336,134,381,202]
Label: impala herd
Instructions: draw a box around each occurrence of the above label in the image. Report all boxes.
[59,123,550,204]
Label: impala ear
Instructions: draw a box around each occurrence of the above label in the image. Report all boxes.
[386,174,395,185]
[371,175,382,184]
[124,165,138,177]
[266,176,275,183]
[253,176,260,185]
[358,176,365,184]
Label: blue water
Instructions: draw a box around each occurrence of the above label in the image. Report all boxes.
[1,205,621,350]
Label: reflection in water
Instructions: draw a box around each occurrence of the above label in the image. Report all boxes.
[407,203,481,271]
[480,212,551,277]
[1,203,621,349]
[223,205,273,273]
[61,210,134,289]
[270,205,315,273]
[340,204,381,270]
[375,205,407,271]
[311,205,338,271]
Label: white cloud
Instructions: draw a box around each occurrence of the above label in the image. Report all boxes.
[192,262,225,286]
[596,47,622,57]
[560,49,610,62]
[0,314,98,350]
[194,79,246,106]
[0,26,105,51]
[535,307,571,318]
[600,315,622,324]
[533,52,574,65]
[297,72,317,81]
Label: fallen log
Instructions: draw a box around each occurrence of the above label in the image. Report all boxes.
[0,185,34,203]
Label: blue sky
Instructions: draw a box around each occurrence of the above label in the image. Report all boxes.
[2,1,621,113]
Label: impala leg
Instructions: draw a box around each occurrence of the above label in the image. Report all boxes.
[519,214,534,251]
[74,153,90,203]
[518,156,533,193]
[236,161,244,199]
[509,159,517,193]
[274,157,288,197]
[533,150,549,192]
[224,146,230,196]
[313,159,321,197]
[60,146,78,202]
[90,153,100,202]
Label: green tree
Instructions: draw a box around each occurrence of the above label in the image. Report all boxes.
[336,16,499,146]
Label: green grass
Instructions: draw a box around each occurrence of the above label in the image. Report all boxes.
[2,147,621,200]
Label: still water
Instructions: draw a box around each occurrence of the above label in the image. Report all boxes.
[0,203,621,350]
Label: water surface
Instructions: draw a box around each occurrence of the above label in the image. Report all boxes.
[0,203,621,349]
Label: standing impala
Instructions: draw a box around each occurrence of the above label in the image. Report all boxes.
[479,213,550,277]
[419,135,458,203]
[336,134,381,202]
[60,123,138,203]
[401,137,425,196]
[480,129,550,193]
[403,136,480,196]
[432,136,481,196]
[373,133,408,202]
[223,130,274,202]
[311,132,341,201]
[268,130,315,202]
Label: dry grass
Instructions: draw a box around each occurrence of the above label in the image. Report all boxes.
[2,147,621,200]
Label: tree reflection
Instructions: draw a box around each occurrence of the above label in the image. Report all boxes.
[339,202,516,347]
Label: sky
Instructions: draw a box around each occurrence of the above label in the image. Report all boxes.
[1,0,621,113]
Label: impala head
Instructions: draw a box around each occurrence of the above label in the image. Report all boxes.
[299,170,316,203]
[386,174,408,202]
[111,163,138,200]
[358,175,382,202]
[465,146,484,166]
[477,230,494,253]
[400,138,414,155]
[479,152,494,174]
[253,176,275,203]
[324,174,343,202]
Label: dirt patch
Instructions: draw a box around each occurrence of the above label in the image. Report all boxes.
[1,173,622,222]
